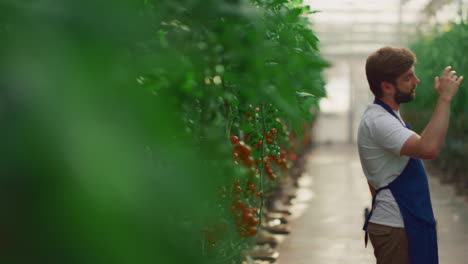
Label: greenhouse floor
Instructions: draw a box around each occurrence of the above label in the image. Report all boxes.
[276,143,468,264]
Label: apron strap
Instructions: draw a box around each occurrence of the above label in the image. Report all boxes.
[373,98,411,129]
[363,185,390,247]
[373,98,401,122]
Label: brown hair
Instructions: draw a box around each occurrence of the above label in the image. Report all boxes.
[365,46,417,98]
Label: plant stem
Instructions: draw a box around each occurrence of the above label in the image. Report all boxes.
[258,103,267,227]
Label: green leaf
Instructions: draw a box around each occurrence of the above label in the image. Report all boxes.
[300,29,319,50]
[285,8,303,24]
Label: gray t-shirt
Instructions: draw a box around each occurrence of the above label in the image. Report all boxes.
[357,103,415,227]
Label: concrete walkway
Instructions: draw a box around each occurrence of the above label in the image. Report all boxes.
[277,143,468,264]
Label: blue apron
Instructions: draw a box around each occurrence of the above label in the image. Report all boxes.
[362,98,438,264]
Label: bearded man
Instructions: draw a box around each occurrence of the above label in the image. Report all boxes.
[358,46,464,264]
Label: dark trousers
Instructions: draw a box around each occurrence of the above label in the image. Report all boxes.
[367,222,411,264]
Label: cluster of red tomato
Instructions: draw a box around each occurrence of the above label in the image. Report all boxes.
[231,199,259,238]
[265,128,278,144]
[232,178,263,198]
[231,136,255,168]
[253,140,262,149]
[269,150,290,170]
[227,106,291,238]
[263,157,275,180]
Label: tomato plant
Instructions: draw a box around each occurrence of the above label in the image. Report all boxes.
[0,0,327,263]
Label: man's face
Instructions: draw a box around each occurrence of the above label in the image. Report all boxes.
[394,66,420,103]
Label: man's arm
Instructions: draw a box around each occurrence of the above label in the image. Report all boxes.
[401,66,464,159]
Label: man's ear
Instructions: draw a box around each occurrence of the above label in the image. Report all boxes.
[380,81,395,96]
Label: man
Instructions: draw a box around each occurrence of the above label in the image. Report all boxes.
[357,46,464,264]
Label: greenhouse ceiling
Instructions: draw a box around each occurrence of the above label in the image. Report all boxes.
[305,0,468,56]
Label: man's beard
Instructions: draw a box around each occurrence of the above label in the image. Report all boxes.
[394,86,416,104]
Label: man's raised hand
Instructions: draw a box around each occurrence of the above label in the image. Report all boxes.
[434,66,464,101]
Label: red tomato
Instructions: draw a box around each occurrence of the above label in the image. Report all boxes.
[289,152,297,161]
[244,157,255,167]
[233,142,251,160]
[251,218,259,226]
[248,227,258,235]
[230,136,239,145]
[243,213,253,223]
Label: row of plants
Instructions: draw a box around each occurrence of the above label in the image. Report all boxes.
[404,18,468,194]
[0,0,327,263]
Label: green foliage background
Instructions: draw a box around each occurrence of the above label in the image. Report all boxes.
[405,19,468,188]
[0,0,327,263]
